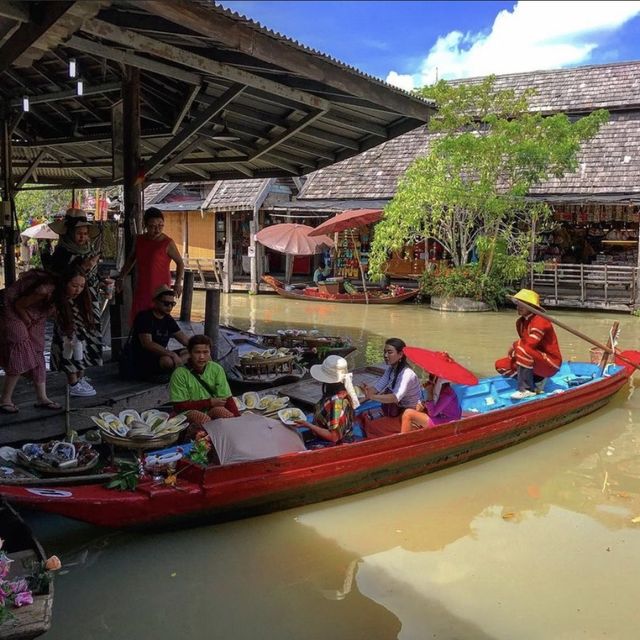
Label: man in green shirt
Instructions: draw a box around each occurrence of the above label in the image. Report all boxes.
[170,334,238,426]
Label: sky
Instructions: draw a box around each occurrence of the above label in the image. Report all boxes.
[220,1,640,90]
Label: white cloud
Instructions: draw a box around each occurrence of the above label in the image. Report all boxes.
[386,1,640,90]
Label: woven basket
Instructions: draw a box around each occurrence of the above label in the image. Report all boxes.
[26,453,100,476]
[100,431,180,451]
[238,353,295,377]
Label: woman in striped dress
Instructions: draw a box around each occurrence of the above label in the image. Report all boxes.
[48,209,106,397]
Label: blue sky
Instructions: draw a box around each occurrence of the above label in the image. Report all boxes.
[220,1,640,89]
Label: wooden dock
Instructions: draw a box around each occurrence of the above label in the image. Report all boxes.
[0,363,170,446]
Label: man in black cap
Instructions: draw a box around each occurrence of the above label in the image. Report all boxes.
[129,285,189,380]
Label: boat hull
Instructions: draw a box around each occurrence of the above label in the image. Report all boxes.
[261,275,419,304]
[1,356,636,530]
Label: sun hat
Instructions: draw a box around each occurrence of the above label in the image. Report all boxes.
[153,284,175,299]
[511,288,541,309]
[310,355,360,409]
[49,208,99,238]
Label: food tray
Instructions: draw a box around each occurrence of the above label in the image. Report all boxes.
[100,431,180,451]
[25,453,100,476]
[238,353,295,376]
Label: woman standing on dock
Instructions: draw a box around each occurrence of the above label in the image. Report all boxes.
[116,207,184,325]
[48,209,107,397]
[0,269,87,414]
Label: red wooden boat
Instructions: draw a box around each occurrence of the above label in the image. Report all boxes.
[0,354,637,529]
[261,275,419,304]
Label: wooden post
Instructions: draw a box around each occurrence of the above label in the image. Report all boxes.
[250,203,259,294]
[116,65,141,343]
[204,288,220,356]
[223,211,232,293]
[284,253,294,284]
[1,115,16,285]
[180,270,194,322]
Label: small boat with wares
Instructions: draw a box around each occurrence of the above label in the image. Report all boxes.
[220,324,356,365]
[0,351,637,530]
[261,275,419,305]
[0,501,54,640]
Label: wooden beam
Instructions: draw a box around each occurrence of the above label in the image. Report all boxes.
[139,0,433,121]
[172,84,201,135]
[65,35,201,86]
[14,149,46,189]
[81,18,331,111]
[0,2,74,73]
[0,2,29,22]
[8,82,121,107]
[143,84,245,176]
[147,136,203,180]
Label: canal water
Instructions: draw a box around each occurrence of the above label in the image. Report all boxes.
[31,293,640,639]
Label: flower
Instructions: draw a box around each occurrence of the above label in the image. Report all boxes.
[8,578,28,594]
[45,556,61,571]
[13,591,33,607]
[0,553,12,580]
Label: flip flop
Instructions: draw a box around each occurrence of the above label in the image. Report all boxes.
[33,401,62,411]
[0,403,19,414]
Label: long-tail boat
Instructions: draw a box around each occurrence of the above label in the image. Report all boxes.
[0,354,637,529]
[0,501,54,640]
[261,275,419,304]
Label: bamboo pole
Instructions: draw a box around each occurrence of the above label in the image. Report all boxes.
[509,297,640,372]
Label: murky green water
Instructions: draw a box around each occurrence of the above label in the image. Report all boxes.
[32,294,640,639]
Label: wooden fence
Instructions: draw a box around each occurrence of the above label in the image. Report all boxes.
[530,263,639,310]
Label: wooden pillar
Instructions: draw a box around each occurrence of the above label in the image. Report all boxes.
[635,219,640,307]
[113,66,141,352]
[249,204,259,293]
[204,288,220,357]
[1,115,16,285]
[223,211,232,293]
[284,253,294,284]
[180,270,194,322]
[182,211,188,257]
[122,66,142,257]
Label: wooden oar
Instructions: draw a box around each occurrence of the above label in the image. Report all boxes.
[508,297,640,372]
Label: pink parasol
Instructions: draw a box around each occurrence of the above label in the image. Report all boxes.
[255,223,333,256]
[307,209,383,237]
[20,222,57,240]
[404,346,479,385]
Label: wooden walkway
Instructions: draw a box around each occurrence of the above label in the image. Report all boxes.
[0,362,170,446]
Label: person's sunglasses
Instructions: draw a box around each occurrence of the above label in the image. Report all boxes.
[160,300,176,308]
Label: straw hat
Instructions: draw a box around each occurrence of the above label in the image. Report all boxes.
[49,208,99,238]
[310,355,350,384]
[512,288,541,309]
[153,284,175,299]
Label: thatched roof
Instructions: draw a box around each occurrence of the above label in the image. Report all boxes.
[298,61,640,203]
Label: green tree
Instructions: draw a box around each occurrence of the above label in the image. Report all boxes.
[14,189,73,230]
[369,77,609,303]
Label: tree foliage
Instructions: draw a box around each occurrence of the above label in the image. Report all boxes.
[14,189,73,230]
[369,77,609,291]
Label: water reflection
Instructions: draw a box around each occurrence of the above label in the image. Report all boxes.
[28,295,640,638]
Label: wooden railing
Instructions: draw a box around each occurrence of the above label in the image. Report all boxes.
[183,257,225,288]
[530,262,639,307]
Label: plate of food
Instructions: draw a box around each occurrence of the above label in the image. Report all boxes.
[242,391,260,410]
[277,407,307,426]
[268,396,289,411]
[257,394,277,410]
[232,396,247,411]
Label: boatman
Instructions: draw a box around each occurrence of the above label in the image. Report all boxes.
[495,289,562,400]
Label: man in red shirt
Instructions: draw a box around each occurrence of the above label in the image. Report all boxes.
[495,289,562,400]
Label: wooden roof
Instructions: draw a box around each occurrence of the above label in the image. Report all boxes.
[0,1,434,189]
[298,61,640,203]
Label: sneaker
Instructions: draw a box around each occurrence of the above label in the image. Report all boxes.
[535,381,546,394]
[511,389,536,400]
[70,379,97,397]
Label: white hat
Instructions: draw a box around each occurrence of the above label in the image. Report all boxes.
[49,208,99,238]
[310,355,349,384]
[310,355,360,409]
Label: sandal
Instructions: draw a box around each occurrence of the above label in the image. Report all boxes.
[0,403,19,414]
[33,400,62,411]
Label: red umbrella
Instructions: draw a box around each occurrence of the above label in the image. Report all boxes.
[308,209,383,237]
[404,346,479,385]
[255,223,333,256]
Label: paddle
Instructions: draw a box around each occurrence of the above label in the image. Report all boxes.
[508,296,640,373]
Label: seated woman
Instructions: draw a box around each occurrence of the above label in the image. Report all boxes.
[295,355,360,443]
[360,338,422,438]
[169,334,239,428]
[400,375,461,433]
